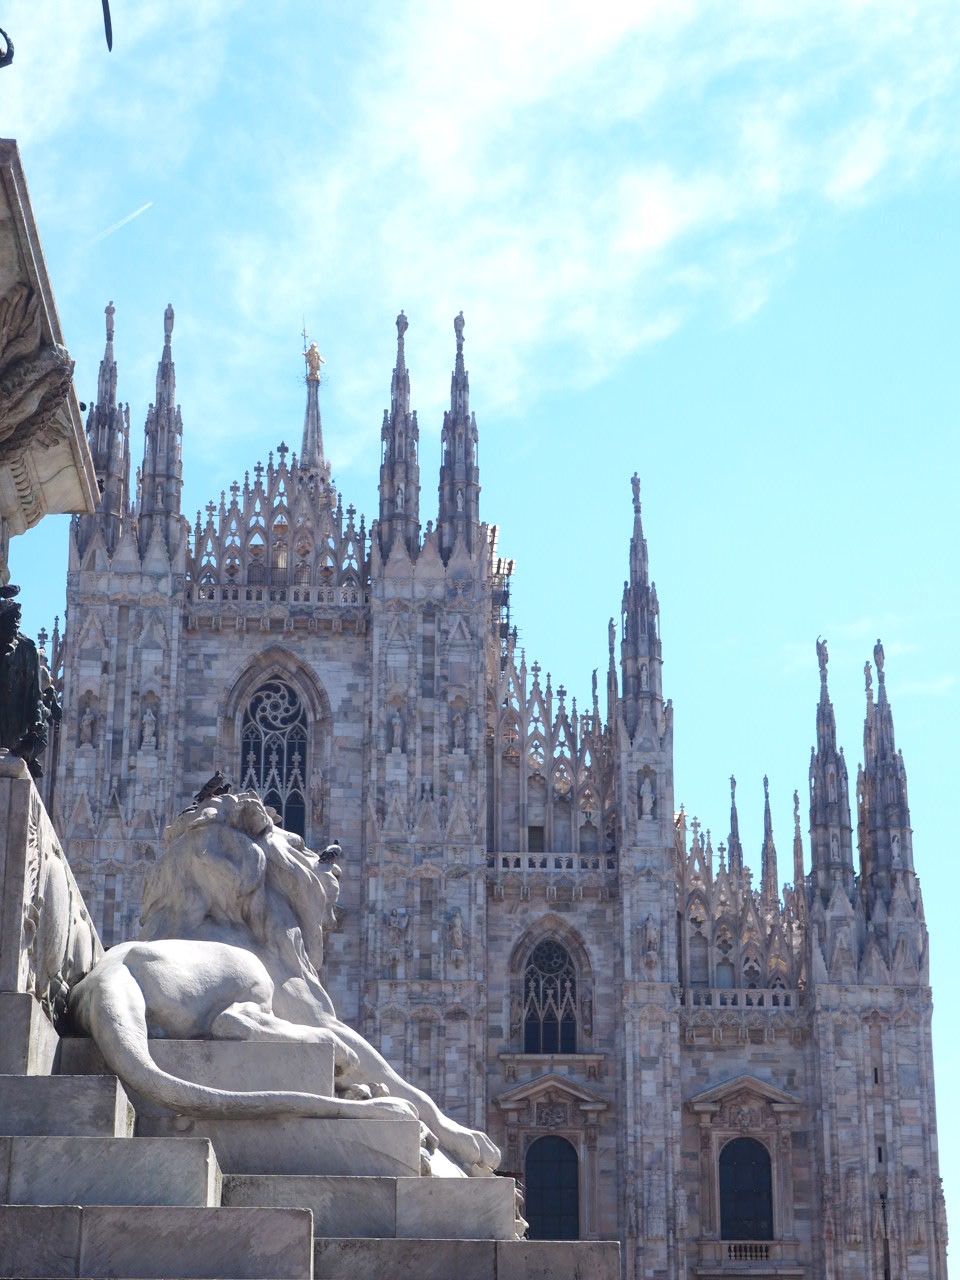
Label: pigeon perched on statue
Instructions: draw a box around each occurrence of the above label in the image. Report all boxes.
[319,838,342,864]
[194,771,231,804]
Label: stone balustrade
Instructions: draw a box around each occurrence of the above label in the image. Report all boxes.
[681,987,801,1010]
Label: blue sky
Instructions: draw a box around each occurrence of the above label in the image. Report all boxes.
[4,0,959,1234]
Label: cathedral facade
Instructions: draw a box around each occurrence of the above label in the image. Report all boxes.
[47,302,947,1278]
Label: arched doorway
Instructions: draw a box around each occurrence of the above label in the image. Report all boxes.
[719,1137,773,1240]
[525,1135,579,1240]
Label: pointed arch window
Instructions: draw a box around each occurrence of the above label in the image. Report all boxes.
[524,939,578,1053]
[240,679,308,836]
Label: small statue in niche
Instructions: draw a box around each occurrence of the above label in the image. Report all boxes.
[452,711,465,750]
[641,913,660,968]
[449,907,464,950]
[891,832,902,868]
[388,906,410,967]
[647,1166,666,1239]
[907,1169,925,1245]
[310,768,324,825]
[845,1169,863,1246]
[830,830,840,859]
[456,487,464,511]
[449,908,465,968]
[0,586,49,777]
[390,709,403,751]
[509,990,522,1040]
[639,663,649,691]
[674,1184,688,1237]
[639,772,655,819]
[79,703,96,747]
[140,705,157,751]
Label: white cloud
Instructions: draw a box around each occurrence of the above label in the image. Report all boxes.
[225,0,960,426]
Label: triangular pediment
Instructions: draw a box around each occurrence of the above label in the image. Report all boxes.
[495,1071,610,1111]
[688,1073,801,1113]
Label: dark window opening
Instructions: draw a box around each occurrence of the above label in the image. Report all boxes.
[719,1137,773,1241]
[528,825,545,853]
[525,1135,579,1240]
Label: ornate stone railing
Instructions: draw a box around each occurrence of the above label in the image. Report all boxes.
[682,987,801,1010]
[487,852,618,874]
[187,582,370,608]
[727,1242,771,1261]
[695,1238,804,1270]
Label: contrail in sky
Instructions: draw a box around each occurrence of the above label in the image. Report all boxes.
[87,201,154,246]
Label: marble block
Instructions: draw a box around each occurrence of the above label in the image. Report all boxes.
[77,1205,314,1280]
[0,991,59,1074]
[223,1172,398,1238]
[222,1172,517,1241]
[60,1034,337,1111]
[138,1113,424,1176]
[395,1175,517,1240]
[1,1134,220,1207]
[0,1204,82,1279]
[0,1072,134,1137]
[495,1239,622,1280]
[313,1236,497,1280]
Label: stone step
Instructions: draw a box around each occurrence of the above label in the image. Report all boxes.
[312,1236,621,1280]
[0,1204,313,1279]
[59,1035,337,1111]
[223,1172,518,1240]
[137,1112,423,1176]
[0,1134,221,1207]
[0,1072,134,1137]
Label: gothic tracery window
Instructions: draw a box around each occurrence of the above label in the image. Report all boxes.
[240,679,308,836]
[524,939,578,1053]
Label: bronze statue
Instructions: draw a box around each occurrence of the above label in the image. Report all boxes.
[0,586,51,776]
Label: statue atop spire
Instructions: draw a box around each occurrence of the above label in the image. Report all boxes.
[304,341,325,383]
[299,329,329,477]
[631,472,641,513]
[816,635,828,687]
[163,302,174,345]
[874,637,885,682]
[454,309,464,353]
[105,299,116,342]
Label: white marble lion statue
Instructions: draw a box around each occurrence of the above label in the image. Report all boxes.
[68,790,499,1177]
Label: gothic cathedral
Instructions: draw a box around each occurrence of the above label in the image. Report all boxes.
[46,302,946,1278]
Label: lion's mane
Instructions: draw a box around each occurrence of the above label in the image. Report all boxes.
[138,791,337,1022]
